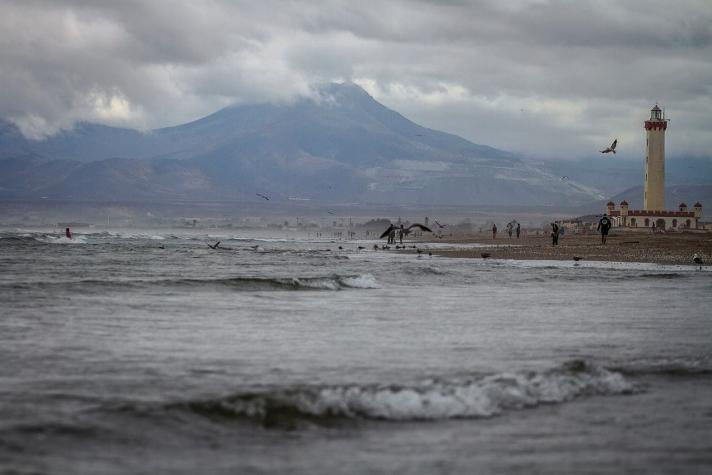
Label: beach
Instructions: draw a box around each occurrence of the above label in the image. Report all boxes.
[1,229,711,474]
[429,230,712,266]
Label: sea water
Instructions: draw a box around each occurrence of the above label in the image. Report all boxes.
[1,229,711,474]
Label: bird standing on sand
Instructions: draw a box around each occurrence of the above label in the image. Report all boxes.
[693,253,703,270]
[600,139,618,154]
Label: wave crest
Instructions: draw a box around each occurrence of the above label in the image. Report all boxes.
[175,362,634,427]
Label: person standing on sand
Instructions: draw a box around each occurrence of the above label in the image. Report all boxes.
[506,222,513,238]
[516,223,521,239]
[492,223,497,239]
[551,222,559,246]
[597,215,612,244]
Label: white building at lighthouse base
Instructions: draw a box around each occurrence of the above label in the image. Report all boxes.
[606,201,703,230]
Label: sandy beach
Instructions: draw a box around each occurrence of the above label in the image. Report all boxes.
[427,230,712,266]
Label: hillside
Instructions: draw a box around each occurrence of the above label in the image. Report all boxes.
[0,83,606,205]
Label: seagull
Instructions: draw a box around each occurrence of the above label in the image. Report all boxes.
[327,210,335,215]
[379,223,433,239]
[208,241,221,249]
[600,139,617,154]
[434,220,447,229]
[481,252,491,259]
[256,193,270,201]
[573,256,582,261]
[560,176,569,181]
[693,253,703,270]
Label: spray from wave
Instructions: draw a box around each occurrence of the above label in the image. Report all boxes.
[169,360,635,428]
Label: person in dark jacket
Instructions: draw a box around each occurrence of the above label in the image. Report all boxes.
[597,215,612,244]
[551,222,560,246]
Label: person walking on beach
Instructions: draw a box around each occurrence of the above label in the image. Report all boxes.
[506,222,513,238]
[597,215,612,244]
[492,223,497,239]
[551,222,560,246]
[516,223,521,239]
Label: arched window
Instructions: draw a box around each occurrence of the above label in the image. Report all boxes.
[644,218,650,226]
[686,219,691,228]
[672,219,677,227]
[630,218,637,227]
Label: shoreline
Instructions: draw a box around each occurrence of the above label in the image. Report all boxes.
[424,231,712,266]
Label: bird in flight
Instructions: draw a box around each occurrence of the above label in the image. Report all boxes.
[379,223,433,239]
[434,220,447,228]
[560,176,569,181]
[600,139,617,154]
[256,193,270,200]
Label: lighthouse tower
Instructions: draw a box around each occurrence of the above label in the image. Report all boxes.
[643,105,668,210]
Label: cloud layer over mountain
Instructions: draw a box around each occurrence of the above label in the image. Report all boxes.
[1,0,711,158]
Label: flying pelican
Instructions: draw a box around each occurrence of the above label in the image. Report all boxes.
[600,139,618,154]
[379,223,433,240]
[256,193,270,201]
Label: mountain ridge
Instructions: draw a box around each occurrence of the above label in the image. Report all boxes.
[0,83,610,205]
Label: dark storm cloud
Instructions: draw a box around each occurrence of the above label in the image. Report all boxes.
[1,0,710,157]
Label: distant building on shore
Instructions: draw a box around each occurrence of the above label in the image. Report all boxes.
[606,105,703,230]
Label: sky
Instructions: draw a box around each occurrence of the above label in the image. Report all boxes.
[1,0,711,159]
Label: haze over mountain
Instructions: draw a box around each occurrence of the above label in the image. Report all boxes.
[0,83,705,207]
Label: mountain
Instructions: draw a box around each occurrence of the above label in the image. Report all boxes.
[609,185,712,210]
[0,83,606,205]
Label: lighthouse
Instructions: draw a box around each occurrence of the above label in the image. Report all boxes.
[605,105,703,230]
[643,105,668,210]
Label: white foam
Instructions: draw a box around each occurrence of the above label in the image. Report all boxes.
[222,364,635,422]
[339,274,381,289]
[37,235,87,244]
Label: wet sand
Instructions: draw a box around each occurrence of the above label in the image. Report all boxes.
[427,230,712,266]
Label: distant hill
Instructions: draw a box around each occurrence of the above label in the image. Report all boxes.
[574,184,712,216]
[0,83,616,206]
[609,184,712,210]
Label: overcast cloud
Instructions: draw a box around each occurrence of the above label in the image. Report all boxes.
[1,0,711,159]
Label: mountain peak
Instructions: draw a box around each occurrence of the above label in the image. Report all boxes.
[0,85,607,206]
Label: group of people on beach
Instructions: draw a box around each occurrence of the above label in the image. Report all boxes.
[492,222,520,239]
[549,215,610,246]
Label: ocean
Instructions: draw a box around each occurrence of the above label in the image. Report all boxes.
[1,229,711,474]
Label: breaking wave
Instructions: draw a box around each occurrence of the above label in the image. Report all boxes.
[4,274,381,292]
[169,360,635,427]
[36,235,87,244]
